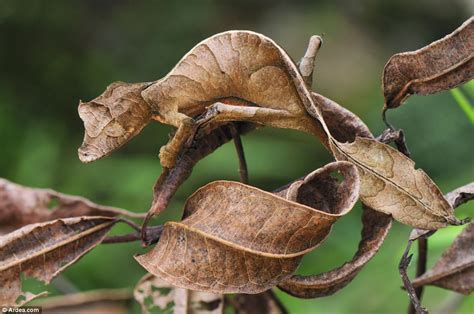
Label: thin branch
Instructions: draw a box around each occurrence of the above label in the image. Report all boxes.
[399,240,428,314]
[117,217,142,233]
[230,124,249,184]
[409,237,428,314]
[103,225,163,245]
[376,128,410,157]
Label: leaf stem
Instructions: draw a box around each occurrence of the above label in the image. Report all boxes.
[230,124,249,184]
[408,237,428,314]
[102,225,163,245]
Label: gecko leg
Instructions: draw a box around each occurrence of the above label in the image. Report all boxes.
[195,102,292,129]
[160,103,291,169]
[298,35,323,87]
[158,113,197,169]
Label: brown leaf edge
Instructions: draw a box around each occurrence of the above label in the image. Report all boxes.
[0,178,144,234]
[328,136,463,230]
[445,182,474,209]
[278,206,392,298]
[134,273,224,314]
[410,181,474,241]
[145,91,370,239]
[0,216,117,306]
[412,222,474,295]
[278,95,394,298]
[145,92,393,298]
[135,161,359,294]
[383,17,474,109]
[407,182,474,294]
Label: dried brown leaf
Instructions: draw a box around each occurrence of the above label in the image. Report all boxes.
[0,216,116,306]
[277,100,393,298]
[328,136,462,229]
[412,223,474,294]
[134,274,223,314]
[34,289,132,314]
[313,92,371,142]
[383,17,474,109]
[135,161,359,294]
[78,81,152,162]
[410,181,473,241]
[278,205,392,298]
[0,178,143,234]
[445,182,474,209]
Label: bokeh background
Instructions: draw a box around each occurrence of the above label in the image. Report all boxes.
[1,0,473,313]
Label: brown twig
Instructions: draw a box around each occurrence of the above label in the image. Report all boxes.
[399,240,428,314]
[408,237,428,314]
[117,217,142,233]
[230,124,249,184]
[103,225,163,245]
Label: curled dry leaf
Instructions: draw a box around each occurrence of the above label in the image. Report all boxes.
[313,92,371,142]
[0,178,143,234]
[135,161,359,294]
[134,274,223,314]
[445,182,474,209]
[147,92,392,298]
[383,17,474,109]
[33,289,132,314]
[275,95,393,298]
[328,136,462,230]
[412,222,474,294]
[0,216,116,306]
[148,90,370,221]
[278,205,392,298]
[78,81,152,163]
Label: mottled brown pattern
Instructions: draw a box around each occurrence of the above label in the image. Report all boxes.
[0,178,143,234]
[278,207,392,298]
[135,162,359,294]
[0,217,116,306]
[412,223,474,294]
[383,17,473,108]
[329,137,460,229]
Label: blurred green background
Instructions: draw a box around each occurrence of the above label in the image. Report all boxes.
[1,0,473,313]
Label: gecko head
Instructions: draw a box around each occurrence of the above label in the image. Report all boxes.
[78,81,152,163]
